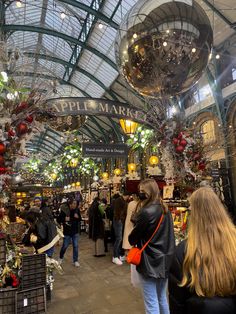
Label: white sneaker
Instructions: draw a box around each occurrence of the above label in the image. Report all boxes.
[119,256,126,262]
[112,257,123,265]
[58,258,63,265]
[74,261,80,267]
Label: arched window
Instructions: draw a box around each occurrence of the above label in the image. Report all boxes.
[201,120,216,144]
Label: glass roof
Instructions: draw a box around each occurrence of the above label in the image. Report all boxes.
[2,0,236,158]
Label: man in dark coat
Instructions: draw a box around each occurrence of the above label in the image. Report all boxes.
[57,198,81,267]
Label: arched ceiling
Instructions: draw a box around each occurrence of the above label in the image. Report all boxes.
[1,0,236,160]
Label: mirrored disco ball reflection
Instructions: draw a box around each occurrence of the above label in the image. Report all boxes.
[44,115,87,132]
[115,0,213,98]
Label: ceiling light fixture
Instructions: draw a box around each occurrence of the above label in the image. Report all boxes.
[16,1,22,8]
[98,23,103,29]
[192,48,196,53]
[163,41,167,47]
[60,12,66,19]
[216,54,220,59]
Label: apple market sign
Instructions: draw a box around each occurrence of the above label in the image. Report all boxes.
[46,97,147,124]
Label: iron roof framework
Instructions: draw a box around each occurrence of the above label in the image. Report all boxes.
[0,0,235,159]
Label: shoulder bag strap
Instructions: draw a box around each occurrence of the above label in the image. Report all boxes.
[140,213,164,253]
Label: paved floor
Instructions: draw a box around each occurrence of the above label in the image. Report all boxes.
[48,233,144,314]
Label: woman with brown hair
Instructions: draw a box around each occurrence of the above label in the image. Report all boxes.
[169,187,236,314]
[128,178,175,314]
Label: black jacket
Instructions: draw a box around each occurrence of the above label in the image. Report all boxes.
[169,240,236,314]
[88,200,104,241]
[128,203,175,279]
[23,217,58,253]
[57,205,81,236]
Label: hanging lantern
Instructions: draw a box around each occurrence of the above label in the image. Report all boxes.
[102,172,109,180]
[16,192,22,197]
[149,156,159,166]
[50,173,57,180]
[70,158,78,168]
[76,181,81,187]
[128,163,136,172]
[120,119,139,135]
[114,168,121,176]
[71,183,76,187]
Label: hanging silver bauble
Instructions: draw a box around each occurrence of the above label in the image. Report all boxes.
[115,0,213,98]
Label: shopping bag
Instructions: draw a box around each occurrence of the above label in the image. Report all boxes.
[103,213,111,231]
[131,264,141,288]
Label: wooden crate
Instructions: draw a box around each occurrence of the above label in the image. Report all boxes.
[0,287,17,314]
[16,286,46,313]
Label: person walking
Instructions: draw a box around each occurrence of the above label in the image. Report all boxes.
[128,178,175,314]
[169,187,236,314]
[57,198,81,267]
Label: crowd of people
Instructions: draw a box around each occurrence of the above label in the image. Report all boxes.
[17,195,82,267]
[87,179,236,314]
[2,179,236,314]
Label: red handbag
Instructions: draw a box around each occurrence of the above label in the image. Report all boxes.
[126,214,164,265]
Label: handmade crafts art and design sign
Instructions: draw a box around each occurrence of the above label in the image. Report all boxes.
[82,143,128,158]
[45,97,147,124]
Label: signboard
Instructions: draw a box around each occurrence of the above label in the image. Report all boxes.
[45,97,148,124]
[211,168,220,181]
[82,143,128,158]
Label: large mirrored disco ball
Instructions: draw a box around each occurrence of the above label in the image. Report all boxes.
[115,0,213,98]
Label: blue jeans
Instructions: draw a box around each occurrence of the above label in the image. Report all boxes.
[59,233,79,263]
[139,275,169,314]
[113,220,123,258]
[45,246,54,258]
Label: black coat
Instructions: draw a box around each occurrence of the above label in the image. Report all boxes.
[88,200,104,241]
[128,203,175,279]
[23,217,58,253]
[169,241,236,314]
[57,205,81,236]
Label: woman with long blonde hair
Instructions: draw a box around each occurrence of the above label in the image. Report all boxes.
[169,187,236,314]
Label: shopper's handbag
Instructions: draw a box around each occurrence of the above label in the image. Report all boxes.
[126,213,164,265]
[103,212,111,231]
